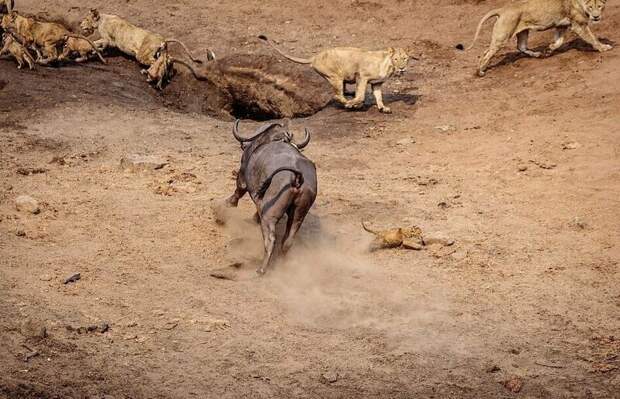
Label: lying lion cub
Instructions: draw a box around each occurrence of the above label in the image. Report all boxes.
[467,0,612,76]
[0,32,34,69]
[259,35,410,113]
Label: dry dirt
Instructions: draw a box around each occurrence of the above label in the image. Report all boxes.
[1,0,619,398]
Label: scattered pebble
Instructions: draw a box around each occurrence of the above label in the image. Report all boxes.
[63,273,81,284]
[485,364,501,373]
[517,164,528,172]
[562,141,581,150]
[320,371,339,384]
[434,125,455,133]
[189,318,230,332]
[502,376,523,393]
[16,167,47,176]
[15,195,40,214]
[120,154,167,172]
[20,319,47,339]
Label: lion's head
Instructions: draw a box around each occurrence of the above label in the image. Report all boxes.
[389,47,409,75]
[80,8,100,35]
[1,11,16,30]
[582,0,607,22]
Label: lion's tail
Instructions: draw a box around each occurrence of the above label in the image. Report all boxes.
[466,9,501,51]
[65,34,106,64]
[257,35,312,64]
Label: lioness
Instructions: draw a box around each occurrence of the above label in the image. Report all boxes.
[1,11,104,65]
[259,35,410,113]
[0,32,34,69]
[467,0,611,76]
[80,9,210,88]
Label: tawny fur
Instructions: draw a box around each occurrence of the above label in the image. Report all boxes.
[259,35,410,113]
[1,11,104,65]
[467,0,611,76]
[0,32,34,69]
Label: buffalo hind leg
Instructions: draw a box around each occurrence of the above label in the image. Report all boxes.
[517,30,542,57]
[281,206,309,255]
[258,220,277,275]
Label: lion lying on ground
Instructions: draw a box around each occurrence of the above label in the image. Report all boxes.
[259,35,410,113]
[466,0,612,76]
[0,32,34,69]
[80,9,213,89]
[1,11,104,65]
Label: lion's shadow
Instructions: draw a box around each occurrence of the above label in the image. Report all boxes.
[488,37,614,71]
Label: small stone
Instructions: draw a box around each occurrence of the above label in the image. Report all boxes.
[63,273,81,284]
[502,376,523,393]
[119,154,167,172]
[39,275,52,281]
[569,217,587,230]
[486,364,501,373]
[396,137,416,146]
[15,195,40,214]
[98,322,110,333]
[423,235,455,246]
[320,371,339,384]
[434,125,455,133]
[517,165,528,172]
[401,239,423,250]
[562,141,581,150]
[20,319,47,339]
[190,318,230,332]
[123,334,137,340]
[15,229,26,237]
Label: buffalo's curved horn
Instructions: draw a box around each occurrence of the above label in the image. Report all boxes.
[232,119,251,142]
[295,128,311,149]
[232,121,284,143]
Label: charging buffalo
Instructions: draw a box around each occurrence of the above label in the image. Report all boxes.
[225,120,317,275]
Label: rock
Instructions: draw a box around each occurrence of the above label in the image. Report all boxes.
[396,137,416,146]
[120,155,167,172]
[39,274,52,281]
[63,273,81,284]
[502,376,523,393]
[530,159,557,169]
[15,229,26,237]
[562,141,581,150]
[402,238,423,250]
[189,318,230,332]
[434,125,456,133]
[423,234,455,246]
[20,319,47,339]
[569,217,587,230]
[485,364,501,373]
[16,167,47,176]
[517,164,528,172]
[209,265,240,281]
[320,371,339,384]
[161,319,179,330]
[15,195,40,214]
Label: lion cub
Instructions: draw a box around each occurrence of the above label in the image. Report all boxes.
[467,0,612,76]
[0,32,34,69]
[259,35,410,113]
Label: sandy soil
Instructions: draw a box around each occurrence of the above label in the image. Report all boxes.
[1,0,619,398]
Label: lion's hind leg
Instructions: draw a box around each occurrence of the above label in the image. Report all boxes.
[325,75,348,105]
[517,30,542,58]
[478,15,516,76]
[345,77,368,109]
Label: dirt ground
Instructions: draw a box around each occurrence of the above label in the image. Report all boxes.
[1,0,619,398]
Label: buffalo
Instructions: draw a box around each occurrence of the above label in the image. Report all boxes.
[225,120,317,275]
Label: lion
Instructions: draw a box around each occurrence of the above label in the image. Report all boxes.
[0,32,34,69]
[466,0,612,76]
[361,221,424,251]
[1,11,104,65]
[80,9,212,88]
[258,35,411,113]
